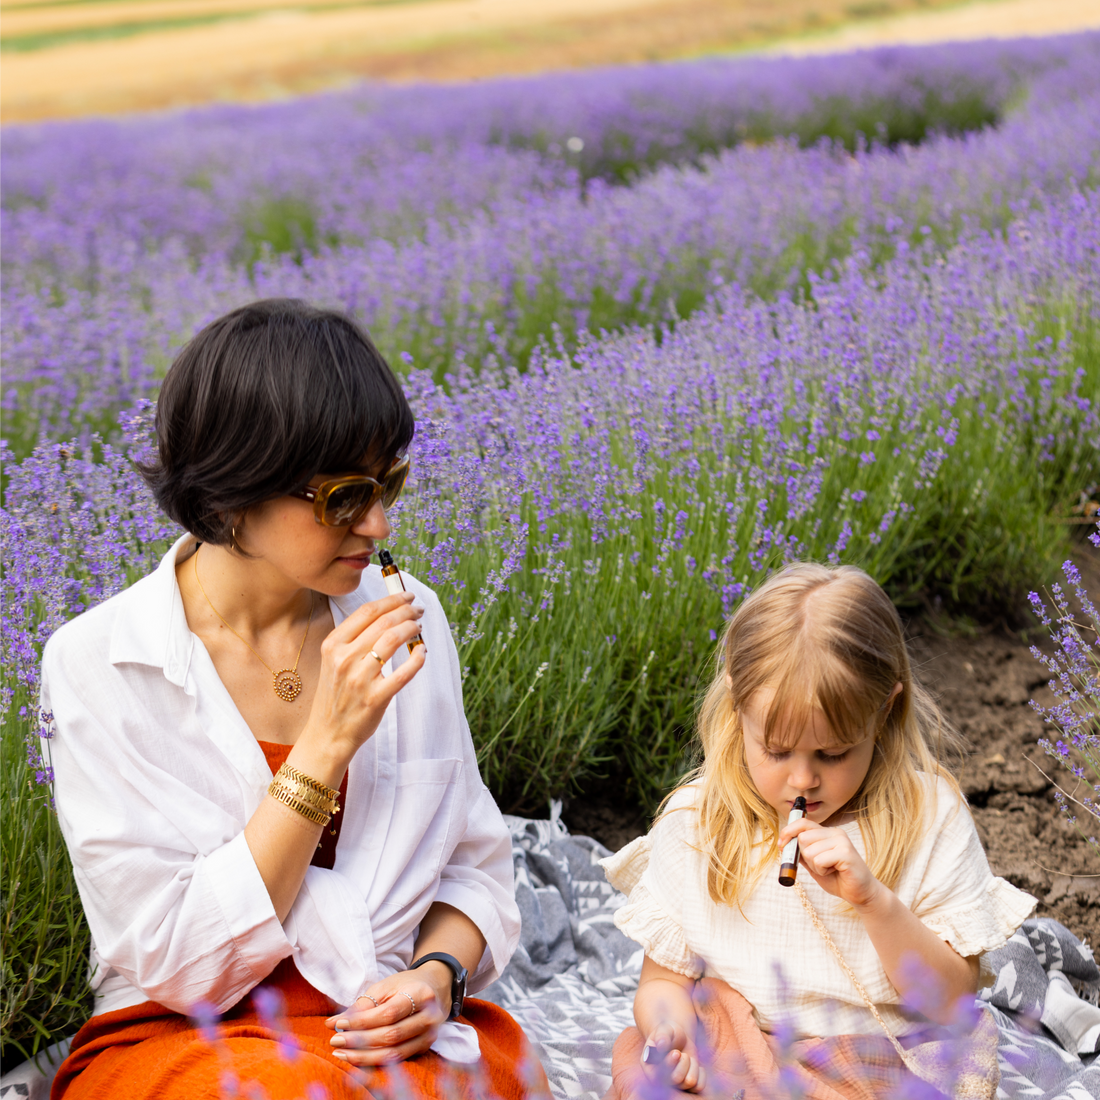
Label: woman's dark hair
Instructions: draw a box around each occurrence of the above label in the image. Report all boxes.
[140,298,415,546]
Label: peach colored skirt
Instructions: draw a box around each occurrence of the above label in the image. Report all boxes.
[604,978,929,1100]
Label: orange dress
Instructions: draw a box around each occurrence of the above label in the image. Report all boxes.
[52,742,548,1100]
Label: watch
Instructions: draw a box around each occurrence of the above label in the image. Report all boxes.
[410,952,468,1020]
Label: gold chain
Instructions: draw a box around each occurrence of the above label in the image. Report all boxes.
[794,884,912,1066]
[193,547,315,702]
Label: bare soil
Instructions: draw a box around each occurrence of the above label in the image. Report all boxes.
[563,543,1100,948]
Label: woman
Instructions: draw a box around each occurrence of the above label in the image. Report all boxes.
[42,299,547,1100]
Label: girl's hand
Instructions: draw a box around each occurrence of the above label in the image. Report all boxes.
[325,967,450,1067]
[778,818,882,909]
[303,591,426,760]
[641,1022,707,1093]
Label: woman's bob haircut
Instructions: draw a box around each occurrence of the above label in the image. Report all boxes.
[140,298,415,546]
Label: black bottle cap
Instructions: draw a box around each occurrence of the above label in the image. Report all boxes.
[378,549,394,567]
[794,796,807,811]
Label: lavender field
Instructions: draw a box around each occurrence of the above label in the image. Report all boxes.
[3,33,1100,1061]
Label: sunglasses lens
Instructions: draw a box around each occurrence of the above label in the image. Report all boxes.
[323,482,378,526]
[381,461,410,509]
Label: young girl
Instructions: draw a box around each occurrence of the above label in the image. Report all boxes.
[601,563,1034,1099]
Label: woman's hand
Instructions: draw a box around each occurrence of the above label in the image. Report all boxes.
[325,967,450,1067]
[300,591,426,766]
[778,817,882,909]
[641,1022,707,1093]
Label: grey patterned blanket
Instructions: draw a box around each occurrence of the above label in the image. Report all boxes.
[4,812,1100,1100]
[479,811,1100,1100]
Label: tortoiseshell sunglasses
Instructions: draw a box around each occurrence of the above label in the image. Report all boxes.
[288,454,410,526]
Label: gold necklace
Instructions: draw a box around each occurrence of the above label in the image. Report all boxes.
[194,549,316,702]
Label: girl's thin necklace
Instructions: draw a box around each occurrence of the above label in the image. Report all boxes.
[193,549,316,703]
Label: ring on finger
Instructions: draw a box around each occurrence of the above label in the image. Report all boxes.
[398,991,417,1016]
[368,649,386,669]
[356,993,380,1008]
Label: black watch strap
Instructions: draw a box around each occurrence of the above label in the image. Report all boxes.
[410,951,468,1020]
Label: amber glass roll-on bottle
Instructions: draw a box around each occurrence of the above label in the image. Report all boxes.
[378,549,424,653]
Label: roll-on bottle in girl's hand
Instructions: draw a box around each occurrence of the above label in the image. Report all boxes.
[378,549,424,653]
[779,796,807,887]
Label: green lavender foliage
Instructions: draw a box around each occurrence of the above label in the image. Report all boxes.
[1,716,92,1065]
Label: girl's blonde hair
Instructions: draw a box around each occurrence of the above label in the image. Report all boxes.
[680,562,963,907]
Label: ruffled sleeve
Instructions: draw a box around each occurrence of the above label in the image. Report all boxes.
[600,824,705,979]
[602,834,650,895]
[920,874,1037,958]
[906,776,1036,962]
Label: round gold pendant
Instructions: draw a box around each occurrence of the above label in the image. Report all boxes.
[272,669,303,702]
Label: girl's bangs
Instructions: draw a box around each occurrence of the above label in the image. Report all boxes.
[762,650,881,750]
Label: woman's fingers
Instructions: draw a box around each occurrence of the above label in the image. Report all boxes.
[327,981,445,1067]
[367,641,426,697]
[330,982,441,1031]
[328,607,425,686]
[335,1028,437,1067]
[310,596,426,750]
[358,616,426,670]
[325,600,423,667]
[325,591,416,645]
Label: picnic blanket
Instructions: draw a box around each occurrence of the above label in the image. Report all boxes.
[5,808,1100,1100]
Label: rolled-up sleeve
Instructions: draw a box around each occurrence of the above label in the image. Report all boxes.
[42,627,292,1015]
[429,589,520,990]
[435,786,519,989]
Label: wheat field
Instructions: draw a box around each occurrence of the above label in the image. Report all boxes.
[2,0,1099,122]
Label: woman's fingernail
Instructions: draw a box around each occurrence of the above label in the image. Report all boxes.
[642,1043,655,1065]
[333,1050,348,1060]
[334,1019,349,1030]
[330,1035,346,1047]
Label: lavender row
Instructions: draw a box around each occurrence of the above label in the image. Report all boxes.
[5,55,1100,453]
[3,33,1096,266]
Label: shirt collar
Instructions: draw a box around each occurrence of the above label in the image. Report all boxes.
[108,533,197,687]
[108,534,377,685]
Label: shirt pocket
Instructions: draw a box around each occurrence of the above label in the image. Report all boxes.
[375,758,463,918]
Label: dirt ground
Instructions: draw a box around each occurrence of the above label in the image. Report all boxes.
[564,541,1100,948]
[3,0,1100,123]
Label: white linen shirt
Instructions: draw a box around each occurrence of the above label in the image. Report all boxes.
[601,775,1035,1040]
[41,534,519,1060]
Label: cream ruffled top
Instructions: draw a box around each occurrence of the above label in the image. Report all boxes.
[600,774,1035,1039]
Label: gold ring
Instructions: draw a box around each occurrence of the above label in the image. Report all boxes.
[368,649,385,667]
[399,991,417,1015]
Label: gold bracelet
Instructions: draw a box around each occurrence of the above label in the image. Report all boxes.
[270,775,340,816]
[268,774,336,818]
[268,783,332,826]
[276,763,339,803]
